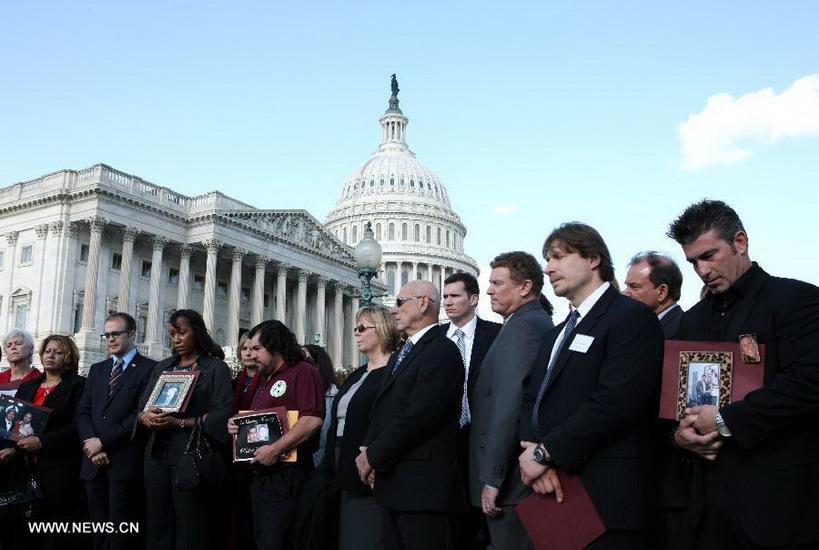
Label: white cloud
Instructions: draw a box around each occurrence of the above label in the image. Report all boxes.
[679,75,819,170]
[492,204,519,214]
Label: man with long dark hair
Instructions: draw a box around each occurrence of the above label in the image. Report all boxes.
[228,320,325,550]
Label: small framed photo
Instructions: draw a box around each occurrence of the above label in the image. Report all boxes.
[144,371,200,413]
[0,396,52,442]
[231,407,288,463]
[676,351,733,420]
[738,334,761,364]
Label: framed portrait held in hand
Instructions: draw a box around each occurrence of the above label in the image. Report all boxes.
[143,371,200,413]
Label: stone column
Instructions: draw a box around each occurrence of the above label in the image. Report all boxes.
[396,261,404,289]
[47,221,65,332]
[31,225,49,335]
[226,248,246,346]
[411,261,418,281]
[314,276,328,346]
[79,217,107,332]
[439,265,446,293]
[145,236,168,344]
[117,227,139,313]
[177,245,192,310]
[202,239,222,332]
[294,269,308,343]
[276,263,289,322]
[54,222,76,334]
[349,295,360,366]
[332,284,344,368]
[251,256,268,326]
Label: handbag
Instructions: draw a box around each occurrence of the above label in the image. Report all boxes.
[0,458,43,520]
[175,417,226,491]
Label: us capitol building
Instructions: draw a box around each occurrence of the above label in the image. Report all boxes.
[0,77,477,372]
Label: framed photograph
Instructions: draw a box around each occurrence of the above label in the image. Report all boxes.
[231,407,290,463]
[143,371,200,413]
[676,351,733,420]
[0,395,52,442]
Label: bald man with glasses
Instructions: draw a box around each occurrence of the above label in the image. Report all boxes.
[356,281,465,550]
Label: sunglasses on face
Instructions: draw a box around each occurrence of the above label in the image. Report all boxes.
[394,296,423,307]
[353,325,376,334]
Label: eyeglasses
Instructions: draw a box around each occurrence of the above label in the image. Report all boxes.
[100,330,130,340]
[353,325,376,334]
[394,296,423,308]
[42,348,65,356]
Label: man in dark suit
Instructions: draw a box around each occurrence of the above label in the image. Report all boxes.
[623,250,684,339]
[442,271,502,549]
[356,280,464,550]
[519,222,664,549]
[624,250,691,549]
[77,312,156,550]
[669,200,819,549]
[469,252,553,549]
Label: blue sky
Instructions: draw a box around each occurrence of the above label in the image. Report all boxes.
[3,1,818,321]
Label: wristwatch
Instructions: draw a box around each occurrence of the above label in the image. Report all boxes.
[715,412,732,437]
[532,444,555,467]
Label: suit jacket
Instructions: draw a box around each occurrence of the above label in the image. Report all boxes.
[469,300,553,506]
[77,352,157,481]
[138,354,234,458]
[16,371,86,470]
[325,364,387,493]
[677,263,819,547]
[520,286,664,530]
[364,324,464,513]
[440,317,502,403]
[659,303,684,339]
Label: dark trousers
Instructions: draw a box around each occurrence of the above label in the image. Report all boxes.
[382,508,453,550]
[144,456,213,550]
[586,530,653,550]
[250,465,309,550]
[696,463,817,550]
[86,475,145,550]
[455,425,486,550]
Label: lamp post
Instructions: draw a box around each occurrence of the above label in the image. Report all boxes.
[353,222,385,305]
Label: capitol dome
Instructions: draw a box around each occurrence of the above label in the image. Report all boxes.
[325,77,479,300]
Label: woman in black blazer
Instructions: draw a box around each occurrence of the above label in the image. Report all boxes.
[12,334,87,550]
[326,304,400,550]
[137,309,233,550]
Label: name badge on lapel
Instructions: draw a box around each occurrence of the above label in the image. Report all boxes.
[568,334,594,353]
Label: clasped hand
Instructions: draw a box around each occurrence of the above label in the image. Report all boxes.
[674,405,723,460]
[518,441,563,502]
[140,407,179,430]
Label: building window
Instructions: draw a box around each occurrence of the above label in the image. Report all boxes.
[387,269,396,295]
[401,269,409,287]
[111,253,122,271]
[426,226,431,243]
[352,225,358,243]
[446,230,450,248]
[241,287,250,303]
[437,228,442,245]
[401,223,407,241]
[141,261,152,279]
[136,316,146,343]
[168,267,180,286]
[73,305,83,334]
[19,245,33,265]
[375,223,382,241]
[14,304,27,329]
[263,293,270,308]
[343,227,347,244]
[193,274,205,291]
[79,244,90,262]
[0,250,4,270]
[216,281,228,298]
[414,224,420,242]
[388,223,395,240]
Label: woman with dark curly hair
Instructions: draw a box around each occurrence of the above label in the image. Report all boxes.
[10,335,88,549]
[137,309,233,550]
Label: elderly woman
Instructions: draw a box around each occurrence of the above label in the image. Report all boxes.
[12,335,87,549]
[0,328,41,384]
[326,304,401,550]
[138,309,233,550]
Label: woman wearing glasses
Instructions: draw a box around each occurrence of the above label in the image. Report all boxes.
[325,304,401,550]
[137,309,233,550]
[12,335,88,549]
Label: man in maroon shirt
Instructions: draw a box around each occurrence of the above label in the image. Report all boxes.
[228,320,325,550]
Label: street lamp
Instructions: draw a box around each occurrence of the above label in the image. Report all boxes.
[353,221,385,305]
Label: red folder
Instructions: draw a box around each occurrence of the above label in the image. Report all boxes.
[659,340,765,419]
[516,473,606,550]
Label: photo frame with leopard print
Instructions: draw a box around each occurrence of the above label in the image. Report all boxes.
[659,341,766,420]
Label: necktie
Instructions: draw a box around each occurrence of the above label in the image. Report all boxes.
[109,358,124,396]
[454,329,470,427]
[531,309,580,434]
[391,340,414,375]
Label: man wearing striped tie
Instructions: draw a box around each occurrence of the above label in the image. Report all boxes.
[77,312,156,550]
[469,251,554,549]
